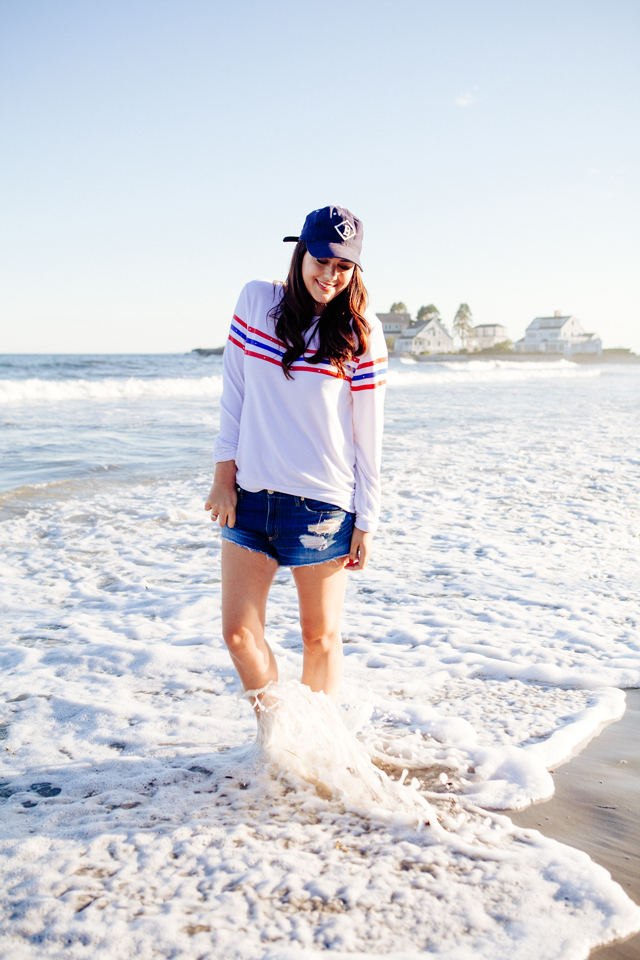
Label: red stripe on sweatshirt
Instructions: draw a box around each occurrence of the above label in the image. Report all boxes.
[245,348,350,381]
[288,365,349,381]
[351,379,387,392]
[247,325,284,347]
[244,323,358,370]
[244,350,283,367]
[357,356,388,369]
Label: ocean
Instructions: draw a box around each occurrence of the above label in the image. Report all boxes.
[1,353,639,959]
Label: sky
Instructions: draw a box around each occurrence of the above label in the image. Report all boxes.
[0,0,638,353]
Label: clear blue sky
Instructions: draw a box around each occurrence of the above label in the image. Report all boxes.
[1,0,638,353]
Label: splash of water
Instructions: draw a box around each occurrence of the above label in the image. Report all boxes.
[246,679,439,826]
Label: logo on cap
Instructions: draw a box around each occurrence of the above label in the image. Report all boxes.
[334,219,356,240]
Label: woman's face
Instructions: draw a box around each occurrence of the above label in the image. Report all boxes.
[301,252,355,312]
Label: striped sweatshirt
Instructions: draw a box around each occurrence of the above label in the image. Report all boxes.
[213,280,387,532]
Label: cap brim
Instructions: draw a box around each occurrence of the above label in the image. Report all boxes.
[306,240,362,271]
[282,236,299,242]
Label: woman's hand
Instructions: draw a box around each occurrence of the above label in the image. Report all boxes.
[345,527,373,571]
[205,460,238,528]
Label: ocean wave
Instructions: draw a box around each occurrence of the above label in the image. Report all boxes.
[0,375,224,403]
[387,357,602,385]
[0,360,602,404]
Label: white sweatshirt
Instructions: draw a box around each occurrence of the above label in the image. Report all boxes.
[213,280,387,532]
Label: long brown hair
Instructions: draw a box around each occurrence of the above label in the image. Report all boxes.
[269,241,370,379]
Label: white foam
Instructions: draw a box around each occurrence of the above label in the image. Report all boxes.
[0,359,599,405]
[252,679,439,825]
[386,357,602,386]
[2,361,640,956]
[1,678,639,959]
[0,374,223,403]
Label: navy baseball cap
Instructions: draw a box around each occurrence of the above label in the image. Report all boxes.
[283,205,363,270]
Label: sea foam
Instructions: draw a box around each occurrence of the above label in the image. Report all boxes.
[387,357,602,386]
[0,374,224,403]
[1,358,640,957]
[0,358,600,404]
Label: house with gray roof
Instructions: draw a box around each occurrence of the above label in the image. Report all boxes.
[474,324,509,350]
[376,312,413,336]
[515,312,602,355]
[393,317,454,354]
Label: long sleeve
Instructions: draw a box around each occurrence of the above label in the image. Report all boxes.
[213,286,248,464]
[350,317,388,532]
[212,281,386,522]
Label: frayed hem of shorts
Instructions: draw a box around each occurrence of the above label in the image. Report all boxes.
[222,540,278,563]
[223,540,349,570]
[289,554,349,570]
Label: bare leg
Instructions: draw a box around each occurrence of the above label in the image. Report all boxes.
[292,559,348,701]
[221,541,279,694]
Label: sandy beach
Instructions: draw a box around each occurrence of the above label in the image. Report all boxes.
[509,689,640,959]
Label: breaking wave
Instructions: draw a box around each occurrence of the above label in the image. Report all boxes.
[387,357,602,386]
[0,375,224,403]
[0,359,602,404]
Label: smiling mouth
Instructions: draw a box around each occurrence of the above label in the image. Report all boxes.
[316,280,334,292]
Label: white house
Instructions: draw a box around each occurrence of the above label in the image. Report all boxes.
[458,330,479,352]
[394,318,454,354]
[376,312,412,335]
[473,324,508,350]
[514,312,602,355]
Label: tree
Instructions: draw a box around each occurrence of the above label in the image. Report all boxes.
[390,302,408,313]
[417,304,440,321]
[489,339,513,353]
[453,303,473,339]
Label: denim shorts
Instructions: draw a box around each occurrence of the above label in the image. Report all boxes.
[221,487,355,567]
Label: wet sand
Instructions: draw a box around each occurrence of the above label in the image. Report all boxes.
[508,689,640,959]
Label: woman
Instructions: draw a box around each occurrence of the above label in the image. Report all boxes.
[205,205,387,705]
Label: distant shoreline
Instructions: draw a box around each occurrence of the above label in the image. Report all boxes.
[398,351,640,365]
[190,347,640,364]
